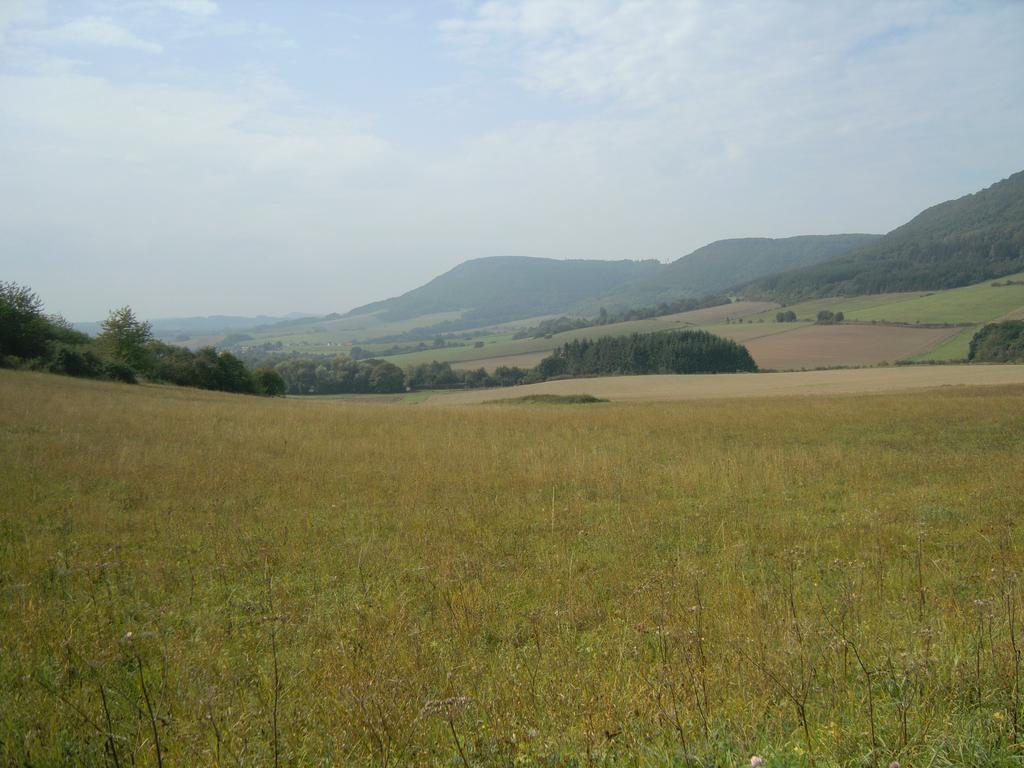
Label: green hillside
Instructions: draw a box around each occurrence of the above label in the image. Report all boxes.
[345,235,878,328]
[749,170,1024,298]
[589,234,880,309]
[344,256,662,326]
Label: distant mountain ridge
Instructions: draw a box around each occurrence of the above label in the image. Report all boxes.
[346,256,664,326]
[72,313,314,338]
[586,234,880,310]
[747,170,1024,298]
[346,235,878,327]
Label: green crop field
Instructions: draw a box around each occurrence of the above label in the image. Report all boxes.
[746,292,930,322]
[3,370,1024,766]
[846,274,1024,325]
[911,326,981,362]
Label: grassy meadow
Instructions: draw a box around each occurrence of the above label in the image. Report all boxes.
[3,370,1024,766]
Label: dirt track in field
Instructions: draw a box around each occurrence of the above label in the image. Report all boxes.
[427,365,1024,404]
[745,323,960,370]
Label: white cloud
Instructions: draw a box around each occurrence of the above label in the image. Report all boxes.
[0,0,46,47]
[150,0,219,16]
[16,15,163,53]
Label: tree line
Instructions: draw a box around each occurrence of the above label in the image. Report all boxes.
[514,295,731,339]
[4,281,759,397]
[261,329,756,395]
[1,282,284,396]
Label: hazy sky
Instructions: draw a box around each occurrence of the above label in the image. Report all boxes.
[1,1,1022,320]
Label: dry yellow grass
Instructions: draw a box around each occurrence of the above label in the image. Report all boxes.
[430,363,1024,405]
[3,369,1024,766]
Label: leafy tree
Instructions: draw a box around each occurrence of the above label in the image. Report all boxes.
[369,361,405,393]
[968,320,1024,362]
[776,310,797,322]
[252,368,286,397]
[99,307,153,371]
[0,282,51,360]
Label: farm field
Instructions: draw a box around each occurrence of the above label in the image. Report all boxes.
[844,273,1024,324]
[430,363,1024,404]
[447,322,793,372]
[745,291,929,322]
[3,370,1024,765]
[447,322,960,373]
[744,323,959,370]
[661,300,778,324]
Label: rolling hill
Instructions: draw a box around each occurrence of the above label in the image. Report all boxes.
[343,234,879,328]
[344,256,663,326]
[586,234,880,309]
[747,170,1024,299]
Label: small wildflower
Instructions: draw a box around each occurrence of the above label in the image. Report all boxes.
[889,762,900,768]
[751,757,764,768]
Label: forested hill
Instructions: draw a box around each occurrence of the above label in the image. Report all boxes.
[586,234,880,309]
[346,235,878,326]
[344,256,662,325]
[746,170,1024,299]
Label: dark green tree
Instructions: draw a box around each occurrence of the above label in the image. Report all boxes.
[0,282,50,360]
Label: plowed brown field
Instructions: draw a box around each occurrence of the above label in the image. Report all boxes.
[745,323,959,369]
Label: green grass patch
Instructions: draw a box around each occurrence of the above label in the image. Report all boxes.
[911,324,980,361]
[747,291,928,322]
[847,272,1024,324]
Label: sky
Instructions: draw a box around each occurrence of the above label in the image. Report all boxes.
[1,1,1022,321]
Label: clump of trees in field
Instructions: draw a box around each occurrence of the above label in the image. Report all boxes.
[534,329,757,378]
[1,282,284,395]
[816,310,844,324]
[776,309,798,322]
[969,320,1024,362]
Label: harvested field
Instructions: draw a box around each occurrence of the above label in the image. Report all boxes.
[663,300,778,324]
[744,322,958,369]
[452,350,550,371]
[428,363,1024,404]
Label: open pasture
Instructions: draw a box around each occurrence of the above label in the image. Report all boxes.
[745,292,928,323]
[845,273,1024,325]
[3,370,1024,766]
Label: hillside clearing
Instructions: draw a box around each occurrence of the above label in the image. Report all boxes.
[428,363,1024,404]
